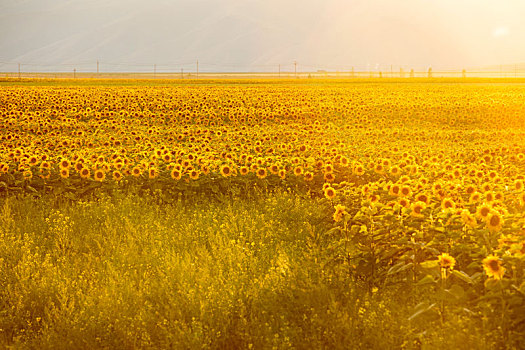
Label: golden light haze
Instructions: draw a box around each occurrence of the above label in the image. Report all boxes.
[0,0,524,71]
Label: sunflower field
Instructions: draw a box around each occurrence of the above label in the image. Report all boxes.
[1,78,524,349]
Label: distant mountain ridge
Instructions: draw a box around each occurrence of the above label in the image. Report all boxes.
[1,0,524,72]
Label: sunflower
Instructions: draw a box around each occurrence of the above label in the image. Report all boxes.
[239,166,249,176]
[410,201,426,218]
[94,169,105,182]
[465,185,476,195]
[389,184,401,197]
[333,204,347,222]
[370,194,381,203]
[189,170,200,180]
[23,170,33,180]
[482,255,505,280]
[293,166,304,176]
[324,172,335,183]
[486,210,504,232]
[74,162,84,172]
[132,166,142,177]
[339,156,350,167]
[170,169,182,180]
[475,203,492,221]
[148,167,158,179]
[441,198,456,211]
[60,168,69,179]
[515,179,524,192]
[353,164,365,176]
[460,209,477,228]
[415,193,430,204]
[112,170,123,181]
[469,192,481,204]
[269,164,279,174]
[324,186,336,200]
[389,166,401,177]
[220,164,232,177]
[374,163,385,175]
[484,191,495,202]
[304,171,314,181]
[438,252,456,270]
[80,167,90,179]
[391,188,406,203]
[256,168,267,179]
[400,185,411,197]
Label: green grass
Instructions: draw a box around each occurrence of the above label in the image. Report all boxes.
[0,192,502,349]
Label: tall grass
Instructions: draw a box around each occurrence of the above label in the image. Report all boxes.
[0,192,492,349]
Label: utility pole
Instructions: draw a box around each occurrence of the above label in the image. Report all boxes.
[351,66,354,78]
[154,64,156,78]
[74,68,76,79]
[97,60,99,74]
[181,68,184,79]
[18,63,21,79]
[294,61,297,78]
[196,60,199,79]
[278,64,280,78]
[390,64,393,78]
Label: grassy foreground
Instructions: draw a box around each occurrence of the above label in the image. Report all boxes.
[0,191,502,349]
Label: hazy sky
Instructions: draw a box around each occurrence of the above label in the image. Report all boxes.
[1,0,524,72]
